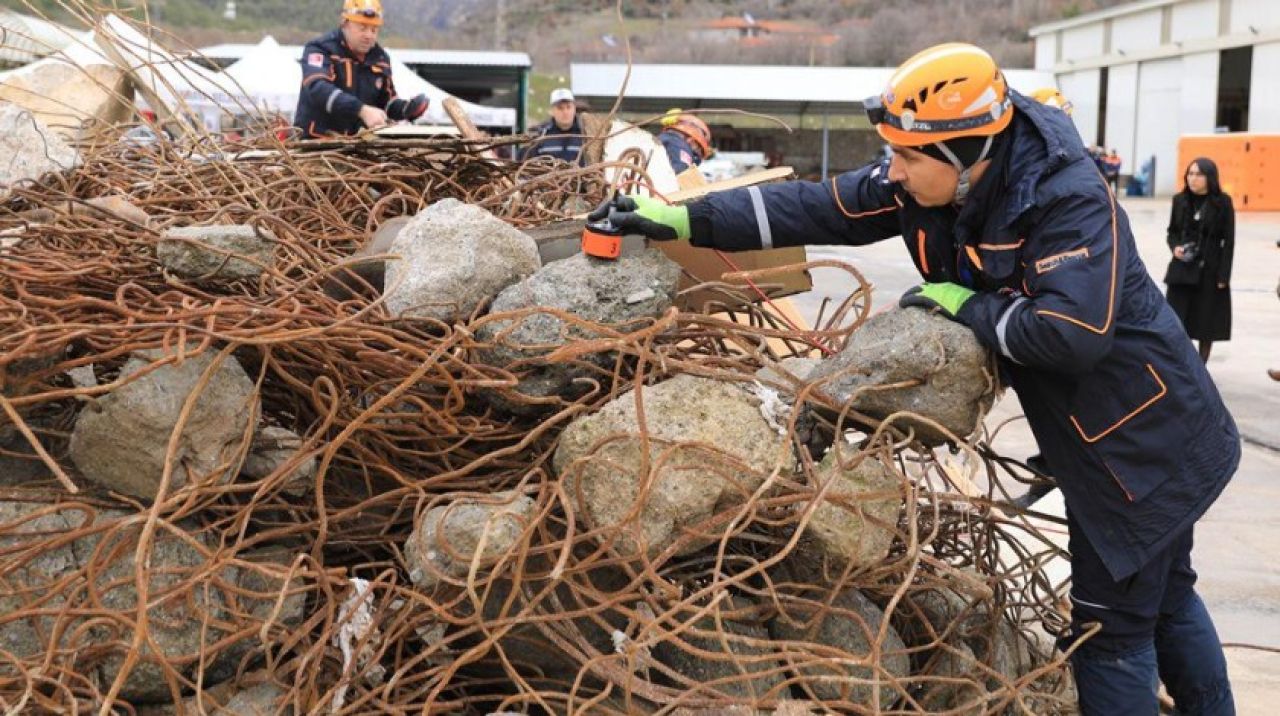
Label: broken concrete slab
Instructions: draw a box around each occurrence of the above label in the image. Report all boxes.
[157,225,277,280]
[0,100,79,191]
[68,347,258,500]
[790,450,903,574]
[768,586,910,705]
[553,374,789,560]
[241,425,316,496]
[476,248,680,414]
[404,490,537,592]
[652,597,788,700]
[0,60,133,141]
[808,308,995,445]
[383,199,540,322]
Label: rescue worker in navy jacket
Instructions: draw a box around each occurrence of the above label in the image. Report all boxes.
[293,0,428,138]
[657,110,713,174]
[592,43,1239,715]
[520,88,586,165]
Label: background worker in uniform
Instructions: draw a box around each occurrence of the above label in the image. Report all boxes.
[520,88,586,165]
[293,0,428,138]
[593,42,1239,715]
[657,110,713,174]
[1031,86,1075,116]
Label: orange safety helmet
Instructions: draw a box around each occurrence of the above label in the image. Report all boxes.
[342,0,383,26]
[662,109,713,160]
[865,43,1013,201]
[1030,87,1074,115]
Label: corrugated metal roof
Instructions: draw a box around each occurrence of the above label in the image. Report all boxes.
[571,63,1057,107]
[198,43,530,68]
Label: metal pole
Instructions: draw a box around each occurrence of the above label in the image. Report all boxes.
[821,111,830,179]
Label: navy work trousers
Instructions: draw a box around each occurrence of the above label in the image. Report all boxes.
[1065,513,1234,715]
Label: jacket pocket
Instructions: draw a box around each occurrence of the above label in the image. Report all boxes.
[967,237,1024,285]
[1068,363,1187,503]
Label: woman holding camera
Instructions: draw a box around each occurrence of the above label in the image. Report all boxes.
[1164,157,1235,363]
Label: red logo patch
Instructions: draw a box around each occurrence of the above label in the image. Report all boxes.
[307,52,325,68]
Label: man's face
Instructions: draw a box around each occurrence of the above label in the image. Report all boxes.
[551,100,576,129]
[887,145,958,207]
[341,20,380,55]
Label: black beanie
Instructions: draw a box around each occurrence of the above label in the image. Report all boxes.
[918,130,1007,168]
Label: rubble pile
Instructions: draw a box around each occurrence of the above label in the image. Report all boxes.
[0,105,1076,715]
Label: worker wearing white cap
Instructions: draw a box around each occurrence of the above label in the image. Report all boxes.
[520,87,586,165]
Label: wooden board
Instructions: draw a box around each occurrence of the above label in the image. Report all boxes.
[666,166,795,203]
[374,124,462,138]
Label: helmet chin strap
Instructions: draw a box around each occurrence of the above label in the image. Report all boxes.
[933,135,994,205]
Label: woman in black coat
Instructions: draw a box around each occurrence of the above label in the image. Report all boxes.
[1163,157,1234,362]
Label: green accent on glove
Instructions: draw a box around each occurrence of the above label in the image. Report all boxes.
[631,195,691,241]
[899,282,976,319]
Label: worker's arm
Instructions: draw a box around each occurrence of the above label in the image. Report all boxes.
[299,44,364,123]
[1166,194,1184,250]
[959,192,1122,373]
[685,158,903,251]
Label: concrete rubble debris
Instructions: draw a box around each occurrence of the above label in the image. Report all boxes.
[651,596,788,699]
[0,100,79,190]
[383,198,540,322]
[790,450,903,573]
[68,347,258,500]
[0,61,133,140]
[768,586,911,705]
[553,373,789,559]
[241,425,317,495]
[157,224,277,280]
[808,308,995,445]
[476,248,680,413]
[404,490,537,592]
[137,673,292,715]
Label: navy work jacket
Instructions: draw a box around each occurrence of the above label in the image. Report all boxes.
[659,130,702,174]
[521,119,586,165]
[688,91,1240,581]
[293,29,395,138]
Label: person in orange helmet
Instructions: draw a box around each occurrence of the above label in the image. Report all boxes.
[1031,86,1075,115]
[657,110,713,174]
[293,0,428,138]
[594,42,1238,715]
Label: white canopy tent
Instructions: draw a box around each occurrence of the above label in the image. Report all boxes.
[220,35,516,129]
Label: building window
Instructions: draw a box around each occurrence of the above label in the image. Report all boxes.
[1216,46,1252,132]
[1097,66,1108,147]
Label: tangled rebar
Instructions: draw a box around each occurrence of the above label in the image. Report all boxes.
[0,121,1079,715]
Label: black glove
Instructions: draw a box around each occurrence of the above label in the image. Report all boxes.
[387,94,429,122]
[586,194,690,242]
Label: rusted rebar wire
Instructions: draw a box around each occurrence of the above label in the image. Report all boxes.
[0,115,1085,713]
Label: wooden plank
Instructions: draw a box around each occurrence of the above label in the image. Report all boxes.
[665,166,795,204]
[374,124,462,138]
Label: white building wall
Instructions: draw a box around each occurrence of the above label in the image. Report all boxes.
[1228,0,1275,35]
[1171,0,1220,43]
[1062,24,1106,63]
[1104,63,1139,171]
[1058,69,1101,147]
[1111,9,1164,53]
[1035,34,1057,70]
[1249,42,1280,131]
[1135,58,1184,195]
[1179,52,1219,135]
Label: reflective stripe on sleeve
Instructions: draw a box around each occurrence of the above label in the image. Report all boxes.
[747,186,773,250]
[996,296,1029,363]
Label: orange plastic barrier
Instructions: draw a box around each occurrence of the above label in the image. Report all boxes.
[1178,134,1280,211]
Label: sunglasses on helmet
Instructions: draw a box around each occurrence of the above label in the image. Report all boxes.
[863,94,1011,134]
[352,8,380,17]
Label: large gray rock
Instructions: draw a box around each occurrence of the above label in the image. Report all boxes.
[553,374,790,560]
[384,199,540,322]
[157,225,277,280]
[0,100,78,190]
[768,587,911,706]
[808,308,994,445]
[404,490,537,592]
[137,673,292,715]
[241,425,316,496]
[652,597,788,699]
[476,248,680,414]
[0,501,307,702]
[0,62,133,141]
[68,348,258,500]
[790,450,903,574]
